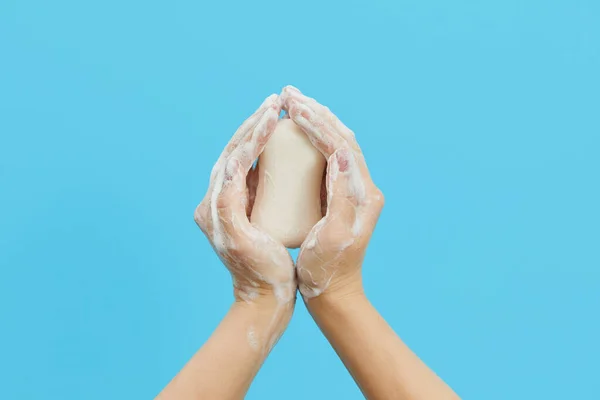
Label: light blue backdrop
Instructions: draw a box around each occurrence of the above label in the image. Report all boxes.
[1,0,598,399]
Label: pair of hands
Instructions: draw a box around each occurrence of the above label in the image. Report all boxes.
[194,85,384,317]
[161,87,460,400]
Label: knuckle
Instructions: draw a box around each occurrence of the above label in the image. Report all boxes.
[194,202,209,229]
[376,188,385,204]
[216,192,231,210]
[370,187,385,209]
[288,104,301,118]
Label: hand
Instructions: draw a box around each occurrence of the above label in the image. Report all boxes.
[280,86,385,300]
[158,96,298,400]
[194,94,296,311]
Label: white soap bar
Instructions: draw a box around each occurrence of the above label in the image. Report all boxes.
[250,119,326,248]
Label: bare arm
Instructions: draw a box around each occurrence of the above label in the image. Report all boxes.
[308,290,458,400]
[282,85,460,399]
[158,94,296,399]
[158,298,292,400]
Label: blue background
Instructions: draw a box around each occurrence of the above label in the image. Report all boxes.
[1,0,599,398]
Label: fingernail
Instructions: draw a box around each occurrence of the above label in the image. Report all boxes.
[274,95,283,108]
[270,97,280,110]
[336,149,350,172]
[284,98,296,117]
[296,103,314,122]
[257,110,276,140]
[284,85,301,94]
[263,116,277,138]
[260,96,272,108]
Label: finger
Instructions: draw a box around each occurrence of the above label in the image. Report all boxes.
[208,94,279,192]
[296,212,353,299]
[284,96,347,158]
[281,86,374,183]
[329,148,385,234]
[212,105,280,247]
[198,94,279,230]
[218,94,279,166]
[212,158,251,251]
[300,148,367,254]
[326,148,368,234]
[328,148,367,205]
[281,85,361,153]
[228,101,279,171]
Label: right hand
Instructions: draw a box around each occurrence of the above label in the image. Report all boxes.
[194,94,296,308]
[280,86,385,300]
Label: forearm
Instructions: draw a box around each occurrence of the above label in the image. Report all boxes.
[307,291,459,400]
[158,298,293,400]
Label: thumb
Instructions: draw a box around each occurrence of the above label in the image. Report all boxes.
[327,148,367,207]
[325,148,368,235]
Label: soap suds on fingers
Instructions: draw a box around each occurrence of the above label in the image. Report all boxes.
[280,85,383,300]
[194,94,296,353]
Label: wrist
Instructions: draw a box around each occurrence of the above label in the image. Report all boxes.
[304,280,367,317]
[233,291,296,314]
[302,271,365,304]
[231,293,296,352]
[233,279,297,307]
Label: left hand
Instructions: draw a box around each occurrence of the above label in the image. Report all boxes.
[280,86,385,300]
